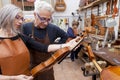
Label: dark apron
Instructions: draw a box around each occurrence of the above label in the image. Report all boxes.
[30,25,54,80]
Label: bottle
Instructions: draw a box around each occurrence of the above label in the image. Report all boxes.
[108,40,111,48]
[96,43,99,50]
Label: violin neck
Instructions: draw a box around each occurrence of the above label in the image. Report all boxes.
[72,36,84,51]
[92,59,102,72]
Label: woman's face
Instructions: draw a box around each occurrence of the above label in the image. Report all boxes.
[14,12,24,29]
[72,25,78,29]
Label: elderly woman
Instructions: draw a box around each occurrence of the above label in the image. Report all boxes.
[0,4,78,79]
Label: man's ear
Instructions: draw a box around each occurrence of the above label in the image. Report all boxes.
[34,12,38,21]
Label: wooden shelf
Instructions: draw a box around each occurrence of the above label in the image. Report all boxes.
[80,0,109,11]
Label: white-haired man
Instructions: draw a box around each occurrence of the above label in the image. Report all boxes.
[22,0,68,80]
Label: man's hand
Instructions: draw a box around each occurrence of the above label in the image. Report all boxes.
[10,75,33,80]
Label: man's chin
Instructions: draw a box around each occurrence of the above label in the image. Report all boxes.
[39,26,46,29]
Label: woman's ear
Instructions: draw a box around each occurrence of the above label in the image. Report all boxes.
[34,12,37,18]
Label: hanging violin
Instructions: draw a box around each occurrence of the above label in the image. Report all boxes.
[106,1,111,15]
[112,0,118,18]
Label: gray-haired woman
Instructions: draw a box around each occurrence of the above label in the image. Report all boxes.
[0,4,78,79]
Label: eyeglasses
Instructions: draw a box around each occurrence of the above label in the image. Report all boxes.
[37,13,51,23]
[15,15,24,21]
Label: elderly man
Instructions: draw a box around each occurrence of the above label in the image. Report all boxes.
[22,0,68,80]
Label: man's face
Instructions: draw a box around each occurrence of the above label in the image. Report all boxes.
[34,9,52,29]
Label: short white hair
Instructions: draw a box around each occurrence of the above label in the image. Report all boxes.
[34,0,54,13]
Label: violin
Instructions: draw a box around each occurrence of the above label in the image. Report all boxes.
[106,1,110,15]
[55,0,66,12]
[91,14,96,27]
[112,0,118,18]
[31,32,85,76]
[87,44,120,80]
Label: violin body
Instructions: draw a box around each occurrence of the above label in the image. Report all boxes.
[113,0,118,17]
[106,1,110,15]
[31,47,70,76]
[100,66,120,80]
